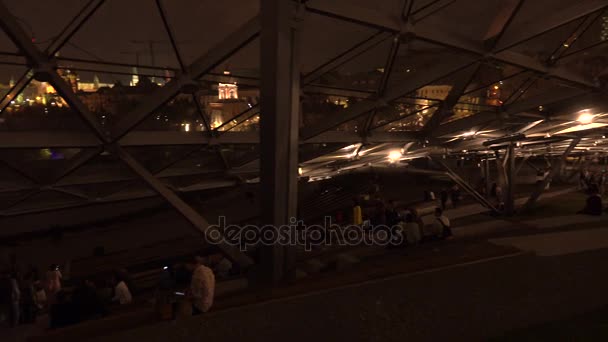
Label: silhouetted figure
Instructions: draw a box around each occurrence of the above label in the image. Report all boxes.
[370,201,387,226]
[352,199,362,226]
[50,290,77,329]
[440,188,448,210]
[450,185,461,207]
[72,278,107,321]
[385,200,399,226]
[578,185,603,216]
[20,270,37,324]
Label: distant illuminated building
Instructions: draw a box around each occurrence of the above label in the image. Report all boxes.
[57,68,79,93]
[602,16,608,41]
[93,75,100,89]
[130,67,139,86]
[416,85,453,101]
[486,84,502,106]
[218,83,238,100]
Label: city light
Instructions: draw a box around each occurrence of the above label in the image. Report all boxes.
[462,130,476,137]
[184,123,190,132]
[388,150,402,163]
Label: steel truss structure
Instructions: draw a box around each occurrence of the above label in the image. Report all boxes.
[0,0,607,272]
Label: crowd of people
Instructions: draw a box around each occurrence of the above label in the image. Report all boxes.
[0,264,59,328]
[351,194,454,247]
[0,252,226,330]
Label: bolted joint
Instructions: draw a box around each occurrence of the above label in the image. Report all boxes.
[32,62,57,83]
[399,31,416,44]
[375,98,389,108]
[179,78,199,94]
[102,143,120,156]
[482,53,495,62]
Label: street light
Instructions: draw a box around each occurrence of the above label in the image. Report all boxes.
[578,110,594,124]
[388,150,402,163]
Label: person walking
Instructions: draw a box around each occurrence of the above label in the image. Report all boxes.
[45,264,62,305]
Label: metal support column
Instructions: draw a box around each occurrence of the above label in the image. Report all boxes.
[432,157,498,212]
[114,145,253,267]
[257,0,300,285]
[522,138,580,211]
[505,143,516,215]
[485,158,492,197]
[495,150,507,194]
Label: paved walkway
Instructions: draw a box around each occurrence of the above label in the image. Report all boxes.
[490,228,608,257]
[424,186,577,226]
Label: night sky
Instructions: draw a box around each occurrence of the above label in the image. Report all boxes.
[0,0,595,83]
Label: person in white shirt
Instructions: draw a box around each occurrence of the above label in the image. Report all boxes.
[111,272,132,305]
[432,208,452,239]
[186,256,215,314]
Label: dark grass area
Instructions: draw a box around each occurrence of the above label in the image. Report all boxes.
[492,306,608,341]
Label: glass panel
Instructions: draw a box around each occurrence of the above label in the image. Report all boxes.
[370,97,437,129]
[299,143,346,164]
[209,37,259,79]
[0,29,18,54]
[387,40,474,99]
[300,12,378,75]
[123,146,200,173]
[548,10,608,59]
[134,93,208,132]
[413,0,505,41]
[162,0,259,67]
[62,0,180,70]
[459,62,528,107]
[221,144,259,167]
[163,174,228,190]
[373,106,438,132]
[0,164,35,190]
[0,65,28,101]
[301,92,366,129]
[60,180,143,200]
[212,85,260,131]
[307,36,393,93]
[442,106,490,124]
[163,146,224,172]
[58,152,135,186]
[5,0,87,51]
[221,113,260,132]
[508,18,586,61]
[0,75,114,131]
[516,77,574,103]
[7,190,84,212]
[557,42,608,80]
[0,189,34,209]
